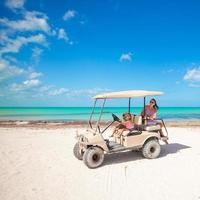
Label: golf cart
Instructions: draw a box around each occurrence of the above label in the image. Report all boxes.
[73,90,169,169]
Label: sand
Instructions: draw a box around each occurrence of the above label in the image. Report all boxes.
[1,126,200,200]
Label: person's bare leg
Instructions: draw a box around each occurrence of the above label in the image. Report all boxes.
[116,129,124,138]
[111,127,119,137]
[158,123,168,144]
[160,128,168,144]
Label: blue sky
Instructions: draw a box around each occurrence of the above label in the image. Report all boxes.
[0,0,200,107]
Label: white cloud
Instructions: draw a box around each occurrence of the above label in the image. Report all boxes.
[10,79,41,92]
[0,11,51,33]
[4,55,18,63]
[9,83,24,92]
[23,79,40,87]
[31,47,43,64]
[63,10,77,21]
[82,88,110,96]
[48,88,69,96]
[183,67,200,82]
[29,72,42,79]
[120,52,133,62]
[5,0,25,10]
[188,83,200,88]
[0,31,10,46]
[47,87,110,97]
[0,58,44,85]
[67,88,111,97]
[0,5,81,103]
[39,85,53,92]
[0,58,25,82]
[0,10,48,95]
[58,28,70,42]
[0,33,47,55]
[0,59,7,71]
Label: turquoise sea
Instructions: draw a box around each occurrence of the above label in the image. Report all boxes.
[0,107,200,121]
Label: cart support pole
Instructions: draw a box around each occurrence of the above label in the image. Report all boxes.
[128,98,131,113]
[95,98,106,133]
[87,99,97,130]
[143,97,146,123]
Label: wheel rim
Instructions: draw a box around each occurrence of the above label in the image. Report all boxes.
[92,154,100,162]
[150,146,155,153]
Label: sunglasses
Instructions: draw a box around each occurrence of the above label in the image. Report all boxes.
[150,101,155,104]
[123,114,130,117]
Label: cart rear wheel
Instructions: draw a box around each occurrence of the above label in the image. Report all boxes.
[83,147,104,169]
[142,139,161,159]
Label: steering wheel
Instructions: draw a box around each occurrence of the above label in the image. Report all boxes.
[112,113,121,122]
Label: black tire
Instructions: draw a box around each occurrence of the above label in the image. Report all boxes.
[83,147,104,169]
[142,139,161,159]
[73,143,83,160]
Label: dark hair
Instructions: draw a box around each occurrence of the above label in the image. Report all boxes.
[151,98,159,110]
[123,112,131,117]
[122,112,131,119]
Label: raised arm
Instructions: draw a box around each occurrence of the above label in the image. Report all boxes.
[141,105,147,118]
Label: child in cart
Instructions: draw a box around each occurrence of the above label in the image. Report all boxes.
[112,112,134,138]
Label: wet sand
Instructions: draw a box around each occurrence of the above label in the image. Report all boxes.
[0,120,200,129]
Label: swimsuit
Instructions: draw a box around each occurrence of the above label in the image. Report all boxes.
[124,121,134,129]
[146,109,157,125]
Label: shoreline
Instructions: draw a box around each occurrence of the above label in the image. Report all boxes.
[0,120,200,128]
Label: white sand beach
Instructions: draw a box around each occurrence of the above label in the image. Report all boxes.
[1,126,200,200]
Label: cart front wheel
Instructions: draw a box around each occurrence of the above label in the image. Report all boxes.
[73,142,83,160]
[83,147,104,169]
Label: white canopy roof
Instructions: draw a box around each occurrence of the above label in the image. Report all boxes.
[93,90,164,99]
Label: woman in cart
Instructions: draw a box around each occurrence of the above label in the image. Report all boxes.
[141,98,168,144]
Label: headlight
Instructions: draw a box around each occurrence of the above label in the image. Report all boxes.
[84,137,89,142]
[79,136,88,143]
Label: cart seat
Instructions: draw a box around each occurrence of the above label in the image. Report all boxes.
[144,125,160,131]
[132,115,142,125]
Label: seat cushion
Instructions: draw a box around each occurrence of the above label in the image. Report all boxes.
[144,125,160,131]
[122,130,130,136]
[133,115,142,125]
